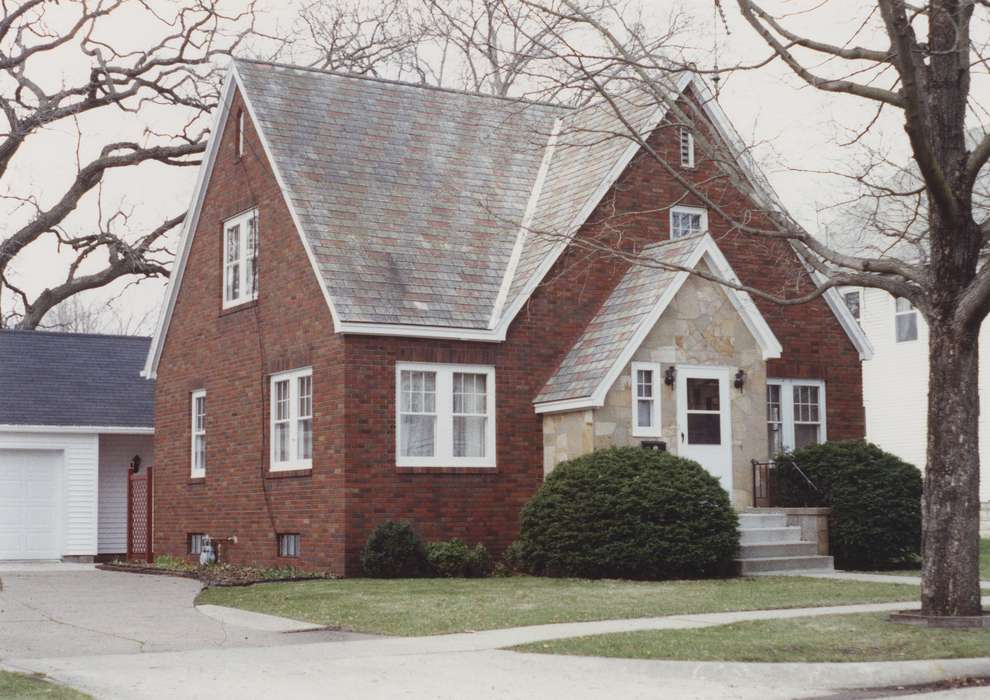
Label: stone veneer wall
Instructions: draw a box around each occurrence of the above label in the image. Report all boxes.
[543,268,769,507]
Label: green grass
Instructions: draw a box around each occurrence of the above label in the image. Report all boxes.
[196,575,919,637]
[513,612,990,662]
[0,671,91,699]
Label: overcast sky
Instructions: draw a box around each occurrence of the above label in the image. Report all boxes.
[6,0,984,333]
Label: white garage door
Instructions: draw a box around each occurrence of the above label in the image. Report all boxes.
[0,450,61,560]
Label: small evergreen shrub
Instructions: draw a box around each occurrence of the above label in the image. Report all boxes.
[426,539,492,577]
[776,440,922,569]
[514,447,739,579]
[361,521,428,578]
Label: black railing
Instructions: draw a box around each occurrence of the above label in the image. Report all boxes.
[751,458,821,508]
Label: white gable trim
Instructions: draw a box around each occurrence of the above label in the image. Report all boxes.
[0,424,154,435]
[143,63,345,378]
[534,234,781,414]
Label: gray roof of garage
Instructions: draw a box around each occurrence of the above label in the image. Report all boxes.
[0,330,154,429]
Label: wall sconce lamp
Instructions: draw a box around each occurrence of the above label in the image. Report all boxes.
[734,369,746,390]
[664,366,676,387]
[129,455,142,474]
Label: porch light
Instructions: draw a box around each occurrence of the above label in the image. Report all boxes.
[664,366,676,387]
[734,369,746,390]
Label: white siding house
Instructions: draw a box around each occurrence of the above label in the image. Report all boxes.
[849,287,990,535]
[0,331,154,561]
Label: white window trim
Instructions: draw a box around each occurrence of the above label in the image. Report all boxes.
[894,297,918,343]
[395,362,496,468]
[669,205,709,240]
[766,379,827,452]
[269,367,313,472]
[630,361,662,438]
[222,208,259,309]
[679,127,695,168]
[236,109,245,158]
[843,289,862,321]
[190,389,206,478]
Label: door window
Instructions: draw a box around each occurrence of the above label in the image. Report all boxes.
[685,377,721,444]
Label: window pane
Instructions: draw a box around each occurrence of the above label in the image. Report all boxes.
[401,371,436,413]
[843,291,861,320]
[766,385,781,422]
[275,380,290,420]
[225,224,240,262]
[298,375,312,417]
[453,415,486,457]
[687,413,721,444]
[298,418,312,460]
[895,297,913,313]
[247,215,258,297]
[637,369,653,398]
[275,422,290,462]
[896,312,918,342]
[793,385,820,422]
[194,435,205,471]
[637,399,653,428]
[687,378,719,411]
[794,423,820,449]
[453,372,487,415]
[401,414,436,457]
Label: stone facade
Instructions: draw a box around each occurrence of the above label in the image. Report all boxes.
[543,268,768,507]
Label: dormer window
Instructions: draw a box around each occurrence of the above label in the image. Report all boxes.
[222,209,259,308]
[679,127,695,168]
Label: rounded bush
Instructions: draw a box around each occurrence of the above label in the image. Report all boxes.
[426,539,492,577]
[361,521,428,578]
[776,440,922,569]
[515,447,739,579]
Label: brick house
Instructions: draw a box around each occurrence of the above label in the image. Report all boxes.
[142,59,871,574]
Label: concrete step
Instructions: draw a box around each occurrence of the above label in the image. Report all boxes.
[737,541,819,559]
[738,526,803,545]
[737,512,788,529]
[737,555,834,575]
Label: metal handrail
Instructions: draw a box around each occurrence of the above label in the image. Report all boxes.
[750,458,821,508]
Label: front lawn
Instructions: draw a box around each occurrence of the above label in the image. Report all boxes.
[0,671,91,699]
[513,612,990,662]
[196,575,919,636]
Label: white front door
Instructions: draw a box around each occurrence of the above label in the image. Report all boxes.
[0,450,61,560]
[676,366,733,492]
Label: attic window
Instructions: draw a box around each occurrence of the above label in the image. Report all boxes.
[222,209,259,308]
[235,109,244,158]
[669,205,708,240]
[679,128,695,168]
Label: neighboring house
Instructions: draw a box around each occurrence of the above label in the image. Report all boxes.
[0,330,154,561]
[845,286,990,536]
[143,59,871,574]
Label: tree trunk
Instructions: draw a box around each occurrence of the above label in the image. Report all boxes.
[922,316,983,617]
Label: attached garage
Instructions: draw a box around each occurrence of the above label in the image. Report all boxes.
[0,330,154,562]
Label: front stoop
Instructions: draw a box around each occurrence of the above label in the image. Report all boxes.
[735,512,834,575]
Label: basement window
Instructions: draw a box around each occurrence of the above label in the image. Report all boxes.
[278,534,301,558]
[189,533,206,555]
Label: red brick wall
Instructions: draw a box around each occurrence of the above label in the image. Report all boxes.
[153,91,346,570]
[154,85,863,575]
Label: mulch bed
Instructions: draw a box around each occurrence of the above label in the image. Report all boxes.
[97,561,335,587]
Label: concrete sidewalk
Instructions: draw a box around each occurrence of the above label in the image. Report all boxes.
[8,597,990,700]
[761,569,990,589]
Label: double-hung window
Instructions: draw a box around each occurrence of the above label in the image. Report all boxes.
[679,127,695,168]
[190,389,206,478]
[270,367,313,471]
[895,297,918,342]
[669,205,708,240]
[631,362,661,437]
[222,209,259,308]
[396,363,496,467]
[843,290,861,321]
[765,379,826,455]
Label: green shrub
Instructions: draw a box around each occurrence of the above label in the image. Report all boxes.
[426,539,493,577]
[776,441,922,569]
[361,521,428,578]
[514,447,739,579]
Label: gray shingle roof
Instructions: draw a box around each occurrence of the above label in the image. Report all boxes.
[235,60,565,328]
[0,330,154,428]
[535,235,703,404]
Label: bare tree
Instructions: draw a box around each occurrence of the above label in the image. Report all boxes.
[42,294,154,336]
[0,1,267,330]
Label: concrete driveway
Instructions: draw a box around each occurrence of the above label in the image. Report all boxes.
[0,564,362,659]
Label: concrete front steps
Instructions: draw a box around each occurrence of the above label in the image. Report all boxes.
[736,511,834,575]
